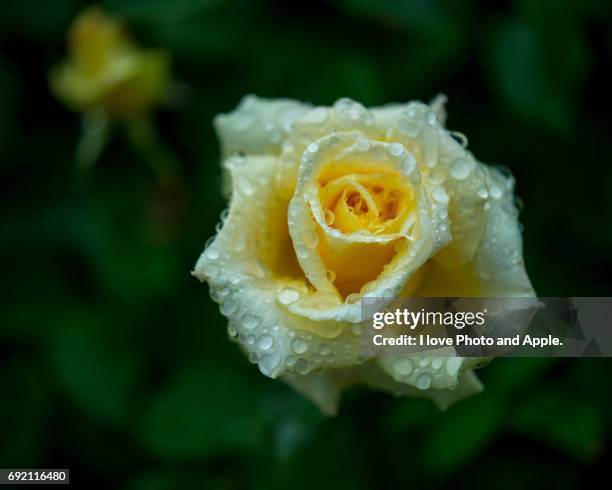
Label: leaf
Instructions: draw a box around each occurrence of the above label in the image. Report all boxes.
[51,310,144,426]
[484,18,589,132]
[423,393,503,474]
[140,361,263,459]
[511,387,603,462]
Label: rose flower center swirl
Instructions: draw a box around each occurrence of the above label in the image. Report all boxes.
[319,173,413,235]
[287,133,439,316]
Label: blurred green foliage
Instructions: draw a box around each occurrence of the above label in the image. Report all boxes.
[1,0,612,488]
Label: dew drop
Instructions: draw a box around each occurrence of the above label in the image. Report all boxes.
[490,185,503,199]
[257,334,274,351]
[419,357,430,367]
[428,166,446,185]
[437,208,448,220]
[326,270,337,283]
[319,344,331,356]
[477,186,489,199]
[258,355,280,377]
[324,210,336,225]
[205,246,220,260]
[278,288,300,305]
[450,158,471,180]
[306,107,328,124]
[394,358,413,376]
[291,338,308,354]
[296,245,309,259]
[401,153,417,175]
[390,142,404,156]
[399,120,420,137]
[220,299,237,316]
[432,187,449,204]
[302,229,320,248]
[307,142,319,153]
[357,139,371,151]
[295,358,310,374]
[416,372,433,390]
[345,293,361,305]
[241,313,260,330]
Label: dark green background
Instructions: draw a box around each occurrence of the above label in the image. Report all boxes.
[1,0,611,488]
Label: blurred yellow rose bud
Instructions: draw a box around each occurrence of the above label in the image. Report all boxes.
[50,7,170,117]
[194,95,535,414]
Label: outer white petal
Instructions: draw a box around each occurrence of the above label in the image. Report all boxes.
[214,94,311,158]
[368,99,534,393]
[283,361,483,415]
[193,154,374,377]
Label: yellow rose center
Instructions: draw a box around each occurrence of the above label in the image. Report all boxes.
[319,172,412,235]
[314,164,417,297]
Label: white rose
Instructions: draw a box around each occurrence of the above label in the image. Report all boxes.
[194,95,534,414]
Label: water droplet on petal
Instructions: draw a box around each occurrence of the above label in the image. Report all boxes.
[416,372,432,390]
[302,229,320,248]
[291,338,308,354]
[477,186,489,199]
[432,187,449,204]
[258,354,280,377]
[450,158,471,180]
[399,119,420,137]
[306,107,328,124]
[257,334,274,351]
[205,246,220,260]
[490,185,503,199]
[307,142,319,153]
[394,358,413,376]
[324,210,336,225]
[220,299,237,316]
[401,153,417,175]
[390,142,404,156]
[295,358,310,374]
[296,245,309,259]
[241,313,260,330]
[437,208,448,220]
[278,288,300,305]
[345,293,361,305]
